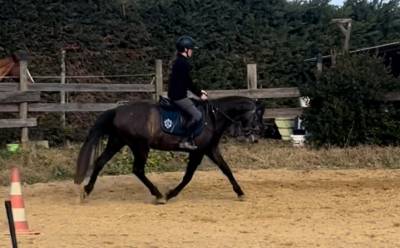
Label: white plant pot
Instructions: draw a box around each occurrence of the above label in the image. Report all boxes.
[299,96,310,108]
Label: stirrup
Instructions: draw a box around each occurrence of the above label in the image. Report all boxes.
[179,141,198,150]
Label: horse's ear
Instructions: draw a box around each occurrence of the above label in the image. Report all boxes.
[255,99,265,110]
[255,100,265,116]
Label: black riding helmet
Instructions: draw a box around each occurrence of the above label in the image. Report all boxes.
[176,35,197,52]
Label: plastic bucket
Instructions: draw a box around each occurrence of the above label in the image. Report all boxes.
[290,134,305,147]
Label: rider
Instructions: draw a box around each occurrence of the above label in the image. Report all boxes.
[168,35,208,150]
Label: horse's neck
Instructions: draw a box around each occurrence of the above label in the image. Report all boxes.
[210,104,236,134]
[0,57,14,67]
[214,98,250,117]
[211,97,254,132]
[0,58,16,80]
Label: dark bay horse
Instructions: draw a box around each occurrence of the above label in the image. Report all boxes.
[75,96,265,203]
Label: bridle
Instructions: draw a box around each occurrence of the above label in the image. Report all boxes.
[211,101,261,137]
[204,101,240,126]
[213,106,240,125]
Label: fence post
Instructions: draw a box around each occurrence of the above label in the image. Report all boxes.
[317,53,323,74]
[155,59,163,100]
[121,1,126,17]
[331,18,352,53]
[60,49,66,128]
[330,49,337,68]
[19,56,29,148]
[247,64,257,90]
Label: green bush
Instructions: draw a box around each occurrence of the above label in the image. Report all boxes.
[300,54,400,147]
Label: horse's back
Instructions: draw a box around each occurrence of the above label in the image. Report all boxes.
[113,100,161,138]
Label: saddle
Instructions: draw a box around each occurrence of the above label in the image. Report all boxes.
[158,96,204,137]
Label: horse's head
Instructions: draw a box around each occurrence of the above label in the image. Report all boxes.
[238,99,265,142]
[212,97,265,142]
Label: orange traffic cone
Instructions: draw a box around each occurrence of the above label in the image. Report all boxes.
[9,167,39,235]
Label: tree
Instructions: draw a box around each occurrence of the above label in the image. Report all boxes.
[300,54,400,147]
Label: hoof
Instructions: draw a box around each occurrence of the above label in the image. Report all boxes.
[78,185,88,204]
[237,194,246,202]
[165,189,177,201]
[154,197,167,205]
[165,193,173,201]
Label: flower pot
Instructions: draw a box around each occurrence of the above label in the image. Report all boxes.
[7,143,20,153]
[274,118,295,141]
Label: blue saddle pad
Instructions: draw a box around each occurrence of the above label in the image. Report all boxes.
[160,107,204,137]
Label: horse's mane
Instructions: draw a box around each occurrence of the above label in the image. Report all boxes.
[210,96,256,112]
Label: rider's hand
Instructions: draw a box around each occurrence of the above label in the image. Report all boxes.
[200,90,208,101]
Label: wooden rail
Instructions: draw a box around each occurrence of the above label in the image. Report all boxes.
[0,118,37,128]
[207,88,301,99]
[0,91,40,103]
[0,83,155,92]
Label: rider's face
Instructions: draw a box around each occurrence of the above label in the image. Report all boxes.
[185,48,193,58]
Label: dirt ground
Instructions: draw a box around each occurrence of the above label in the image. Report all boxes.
[1,169,400,248]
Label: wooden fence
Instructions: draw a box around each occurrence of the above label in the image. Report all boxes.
[1,59,399,145]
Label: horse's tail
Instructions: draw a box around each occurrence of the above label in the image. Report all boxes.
[74,109,116,184]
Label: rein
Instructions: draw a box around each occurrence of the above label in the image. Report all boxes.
[206,101,240,125]
[215,107,239,124]
[203,99,258,136]
[206,99,260,137]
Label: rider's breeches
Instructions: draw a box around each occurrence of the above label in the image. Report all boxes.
[173,97,202,137]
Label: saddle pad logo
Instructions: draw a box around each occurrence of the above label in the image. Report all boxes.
[164,118,173,129]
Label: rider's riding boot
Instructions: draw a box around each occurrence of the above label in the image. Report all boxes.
[179,137,198,150]
[179,119,198,150]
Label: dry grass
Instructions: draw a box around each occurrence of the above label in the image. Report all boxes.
[0,146,77,185]
[0,139,399,185]
[219,139,400,170]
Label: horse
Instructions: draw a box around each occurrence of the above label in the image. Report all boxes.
[74,96,265,204]
[0,53,35,83]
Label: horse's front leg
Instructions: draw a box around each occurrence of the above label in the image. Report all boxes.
[206,146,245,199]
[166,152,204,201]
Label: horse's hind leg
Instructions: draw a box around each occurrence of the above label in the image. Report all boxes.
[129,144,164,203]
[83,136,124,197]
[166,152,204,201]
[206,147,245,199]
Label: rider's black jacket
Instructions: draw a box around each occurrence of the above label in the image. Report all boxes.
[168,54,201,101]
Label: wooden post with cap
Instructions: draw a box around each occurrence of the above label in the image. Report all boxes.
[18,52,29,148]
[332,18,352,53]
[247,64,257,90]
